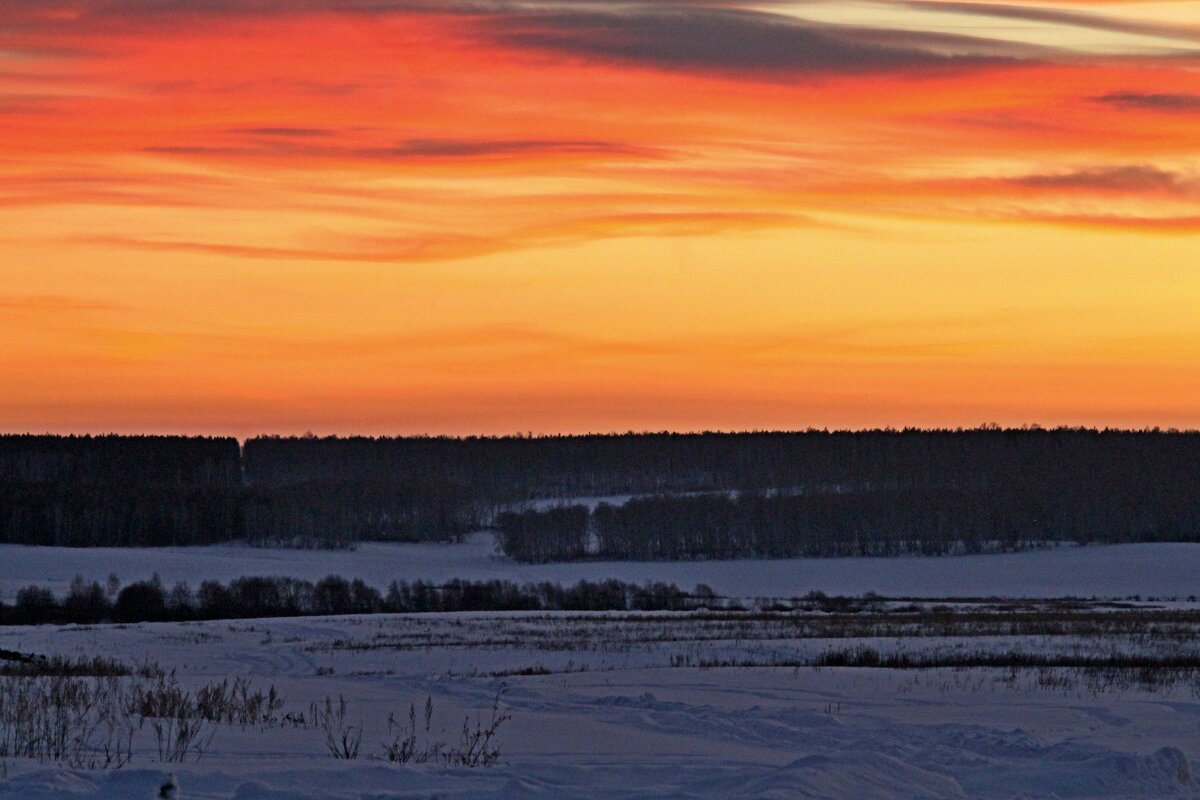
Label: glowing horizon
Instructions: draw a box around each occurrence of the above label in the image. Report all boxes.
[3,0,1199,437]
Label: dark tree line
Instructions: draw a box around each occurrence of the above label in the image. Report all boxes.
[3,429,1200,551]
[0,435,243,546]
[236,428,1200,555]
[243,428,1200,501]
[493,428,1200,561]
[242,478,476,548]
[498,474,1200,562]
[0,574,690,626]
[494,505,589,562]
[0,435,478,547]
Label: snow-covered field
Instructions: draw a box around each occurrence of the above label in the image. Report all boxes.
[4,604,1200,799]
[3,536,1200,600]
[6,541,1200,798]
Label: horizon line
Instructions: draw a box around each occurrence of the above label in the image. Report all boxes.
[4,424,1200,443]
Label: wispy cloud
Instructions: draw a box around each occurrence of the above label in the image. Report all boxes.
[1008,165,1190,195]
[1,0,1049,78]
[481,7,1029,78]
[374,138,655,158]
[903,1,1200,49]
[1095,92,1200,113]
[75,210,812,264]
[1021,213,1200,233]
[143,137,662,163]
[229,126,336,137]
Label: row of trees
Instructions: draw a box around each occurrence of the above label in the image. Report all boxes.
[0,436,481,547]
[0,436,243,547]
[498,480,1200,562]
[494,506,590,562]
[242,428,1200,556]
[0,575,691,626]
[241,479,479,548]
[4,429,1200,550]
[244,427,1200,500]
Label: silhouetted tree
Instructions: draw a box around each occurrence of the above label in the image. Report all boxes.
[115,578,167,622]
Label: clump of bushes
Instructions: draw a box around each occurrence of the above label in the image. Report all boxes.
[380,692,510,767]
[1,651,512,771]
[0,655,287,768]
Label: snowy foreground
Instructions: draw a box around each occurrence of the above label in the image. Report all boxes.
[5,602,1200,799]
[5,540,1200,798]
[5,536,1200,600]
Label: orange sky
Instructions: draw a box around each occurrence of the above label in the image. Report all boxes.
[2,0,1199,436]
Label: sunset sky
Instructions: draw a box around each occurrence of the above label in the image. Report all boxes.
[2,0,1199,436]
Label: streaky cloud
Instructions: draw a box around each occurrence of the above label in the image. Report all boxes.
[366,138,658,158]
[0,0,1043,76]
[1009,165,1188,195]
[230,126,336,137]
[144,137,664,162]
[482,6,1032,77]
[73,211,811,264]
[1095,92,1200,113]
[1021,213,1200,232]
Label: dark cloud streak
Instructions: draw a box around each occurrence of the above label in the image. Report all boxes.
[1095,93,1200,114]
[231,126,336,137]
[144,137,661,161]
[1009,166,1186,195]
[369,138,656,158]
[1,0,1050,79]
[482,7,1032,77]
